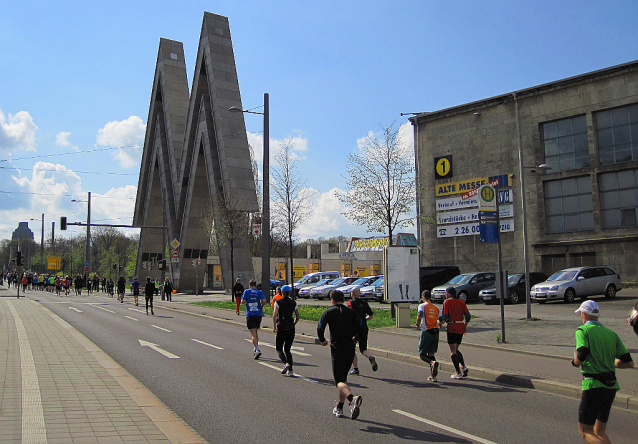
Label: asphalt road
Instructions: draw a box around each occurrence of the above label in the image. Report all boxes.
[31,290,637,444]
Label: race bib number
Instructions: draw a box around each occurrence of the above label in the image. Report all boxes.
[247,302,259,312]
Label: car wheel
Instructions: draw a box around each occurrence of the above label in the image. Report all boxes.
[508,291,520,305]
[537,300,546,304]
[458,291,468,302]
[564,288,576,303]
[605,285,616,299]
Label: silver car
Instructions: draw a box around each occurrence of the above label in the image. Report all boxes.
[297,278,333,298]
[310,277,359,300]
[338,276,382,299]
[359,277,384,301]
[530,266,622,304]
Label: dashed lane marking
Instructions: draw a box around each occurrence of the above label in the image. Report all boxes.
[257,361,319,384]
[88,304,115,313]
[393,409,498,444]
[151,325,172,332]
[69,306,83,313]
[125,316,139,321]
[244,338,311,356]
[191,338,223,349]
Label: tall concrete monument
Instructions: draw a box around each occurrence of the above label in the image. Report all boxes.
[133,12,259,291]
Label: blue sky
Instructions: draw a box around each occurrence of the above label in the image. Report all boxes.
[1,0,637,243]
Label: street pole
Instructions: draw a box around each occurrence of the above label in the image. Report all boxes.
[40,214,44,273]
[262,92,271,300]
[86,192,91,285]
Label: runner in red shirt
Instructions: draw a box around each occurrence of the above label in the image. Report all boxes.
[442,287,471,379]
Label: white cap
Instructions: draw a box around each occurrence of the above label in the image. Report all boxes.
[575,300,600,317]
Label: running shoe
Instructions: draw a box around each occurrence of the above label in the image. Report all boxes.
[427,375,438,382]
[332,404,345,418]
[432,361,439,378]
[462,366,469,378]
[349,395,362,420]
[349,368,359,375]
[369,356,378,372]
[451,372,463,379]
[287,369,294,377]
[281,364,290,375]
[253,350,262,360]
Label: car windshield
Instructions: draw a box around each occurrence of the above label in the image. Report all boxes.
[297,276,310,284]
[315,279,331,286]
[330,278,347,286]
[548,270,578,281]
[372,277,384,286]
[447,274,473,285]
[507,274,523,285]
[351,278,369,285]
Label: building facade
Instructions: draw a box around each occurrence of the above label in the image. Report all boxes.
[413,60,638,282]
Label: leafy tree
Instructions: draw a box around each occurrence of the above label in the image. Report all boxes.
[337,123,415,242]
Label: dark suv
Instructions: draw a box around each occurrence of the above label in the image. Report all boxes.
[431,272,496,303]
[478,272,548,305]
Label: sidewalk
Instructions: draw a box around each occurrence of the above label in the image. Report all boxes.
[0,291,205,444]
[154,291,638,412]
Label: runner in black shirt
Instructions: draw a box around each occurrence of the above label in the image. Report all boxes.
[348,287,378,375]
[317,290,363,420]
[272,285,300,376]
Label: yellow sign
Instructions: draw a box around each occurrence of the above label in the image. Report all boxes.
[349,236,389,252]
[435,156,452,179]
[355,267,369,277]
[436,174,513,197]
[293,266,306,279]
[47,256,61,270]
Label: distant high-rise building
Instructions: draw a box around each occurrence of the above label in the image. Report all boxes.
[12,222,34,241]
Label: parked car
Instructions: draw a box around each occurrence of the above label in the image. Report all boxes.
[359,277,384,301]
[420,266,461,294]
[294,271,341,297]
[478,272,548,305]
[338,276,382,298]
[297,278,334,298]
[431,272,496,303]
[310,276,360,300]
[530,266,622,304]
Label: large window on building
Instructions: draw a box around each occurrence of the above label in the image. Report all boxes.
[595,103,638,165]
[544,176,594,233]
[541,115,589,172]
[599,169,638,228]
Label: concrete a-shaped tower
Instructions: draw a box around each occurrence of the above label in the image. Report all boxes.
[133,12,259,292]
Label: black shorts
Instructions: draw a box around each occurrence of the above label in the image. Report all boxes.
[133,289,140,296]
[578,388,617,425]
[246,315,262,330]
[447,332,464,345]
[356,328,369,353]
[330,342,356,386]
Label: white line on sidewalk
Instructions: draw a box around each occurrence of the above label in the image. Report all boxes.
[151,325,172,332]
[191,338,223,349]
[69,306,83,313]
[7,301,48,443]
[88,304,115,313]
[243,338,311,356]
[393,409,498,444]
[125,316,139,321]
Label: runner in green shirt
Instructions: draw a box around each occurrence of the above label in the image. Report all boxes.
[572,300,633,444]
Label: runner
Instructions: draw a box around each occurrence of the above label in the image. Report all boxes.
[272,285,299,376]
[442,286,471,379]
[317,290,363,420]
[241,279,267,359]
[232,278,244,314]
[144,277,155,315]
[571,300,634,444]
[74,275,83,296]
[54,275,62,296]
[116,276,126,303]
[163,277,173,301]
[131,277,141,306]
[348,287,378,375]
[270,286,283,307]
[416,290,441,382]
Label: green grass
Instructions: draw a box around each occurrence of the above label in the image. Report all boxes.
[191,300,419,328]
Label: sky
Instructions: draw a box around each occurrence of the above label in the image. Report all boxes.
[1,0,637,244]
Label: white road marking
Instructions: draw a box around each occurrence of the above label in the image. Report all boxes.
[128,307,146,314]
[88,304,115,313]
[393,409,498,444]
[257,361,318,384]
[138,340,180,359]
[125,316,139,321]
[152,325,172,332]
[7,302,47,443]
[69,307,83,313]
[243,338,311,356]
[191,338,223,349]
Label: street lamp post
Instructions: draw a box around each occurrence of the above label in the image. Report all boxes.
[229,93,270,299]
[30,213,44,273]
[72,192,91,283]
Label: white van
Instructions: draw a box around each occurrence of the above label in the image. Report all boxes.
[295,271,341,298]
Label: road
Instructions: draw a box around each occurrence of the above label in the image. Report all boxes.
[29,289,637,444]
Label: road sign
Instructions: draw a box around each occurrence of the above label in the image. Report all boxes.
[84,261,89,267]
[171,257,179,263]
[171,249,179,258]
[478,185,497,211]
[47,256,61,270]
[252,224,261,236]
[84,266,89,272]
[171,239,180,249]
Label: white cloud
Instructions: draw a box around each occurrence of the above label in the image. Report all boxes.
[356,122,414,157]
[96,116,146,168]
[55,131,72,146]
[296,188,362,240]
[247,131,309,167]
[91,185,138,233]
[11,161,83,210]
[0,109,38,153]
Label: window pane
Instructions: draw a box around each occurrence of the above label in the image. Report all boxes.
[562,178,577,195]
[545,157,560,172]
[612,107,629,126]
[599,191,617,210]
[564,214,579,231]
[596,110,612,129]
[557,119,573,137]
[578,194,593,212]
[543,121,557,139]
[573,133,588,153]
[545,181,562,198]
[547,215,563,233]
[559,155,575,171]
[621,208,637,226]
[576,176,592,193]
[544,138,558,156]
[572,115,587,133]
[617,169,635,187]
[629,104,638,122]
[614,125,631,144]
[599,146,615,165]
[602,210,618,228]
[599,172,618,192]
[563,196,578,213]
[558,136,573,154]
[597,128,613,148]
[580,212,594,231]
[575,154,590,169]
[619,189,636,207]
[546,197,563,215]
[616,144,632,162]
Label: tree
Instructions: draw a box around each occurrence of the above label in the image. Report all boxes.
[337,123,415,243]
[271,139,315,290]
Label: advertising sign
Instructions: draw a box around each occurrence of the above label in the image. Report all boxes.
[383,246,420,303]
[437,205,513,225]
[436,190,513,211]
[437,219,515,238]
[436,174,512,197]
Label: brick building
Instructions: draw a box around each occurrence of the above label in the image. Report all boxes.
[412,60,638,282]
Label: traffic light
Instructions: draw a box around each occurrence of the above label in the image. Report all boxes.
[118,264,123,271]
[112,263,117,270]
[60,216,67,230]
[158,260,166,271]
[16,251,23,266]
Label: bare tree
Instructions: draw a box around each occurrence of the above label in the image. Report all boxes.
[271,139,315,291]
[337,123,415,242]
